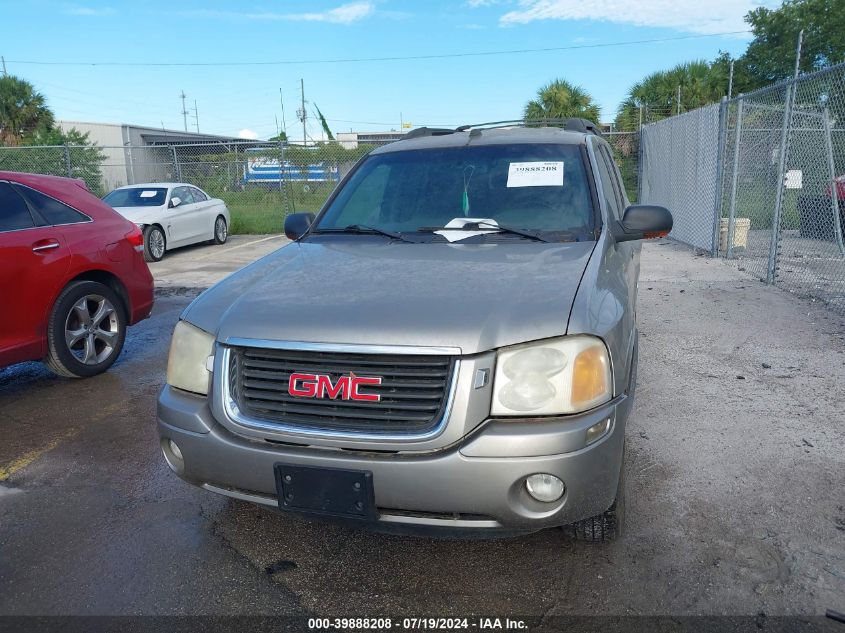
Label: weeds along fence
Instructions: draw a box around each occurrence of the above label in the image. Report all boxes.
[640,61,845,314]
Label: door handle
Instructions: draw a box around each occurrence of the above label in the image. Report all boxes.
[32,239,60,253]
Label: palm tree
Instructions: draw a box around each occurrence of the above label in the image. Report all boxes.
[523,79,601,125]
[615,61,727,131]
[0,76,55,146]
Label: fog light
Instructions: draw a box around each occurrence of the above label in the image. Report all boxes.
[585,418,611,445]
[525,474,565,502]
[162,438,185,475]
[168,439,182,461]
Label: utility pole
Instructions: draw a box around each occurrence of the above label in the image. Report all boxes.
[180,91,188,132]
[1,56,7,76]
[296,79,307,146]
[728,60,735,99]
[793,29,804,79]
[192,99,199,133]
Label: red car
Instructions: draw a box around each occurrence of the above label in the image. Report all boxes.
[0,172,154,377]
[826,174,845,201]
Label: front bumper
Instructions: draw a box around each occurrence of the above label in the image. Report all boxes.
[157,385,631,534]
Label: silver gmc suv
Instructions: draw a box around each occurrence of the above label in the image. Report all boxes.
[157,120,672,540]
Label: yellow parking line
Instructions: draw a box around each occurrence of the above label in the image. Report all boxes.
[0,401,126,482]
[192,235,283,261]
[0,431,74,481]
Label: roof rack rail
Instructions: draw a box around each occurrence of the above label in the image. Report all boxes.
[454,118,602,135]
[403,127,457,140]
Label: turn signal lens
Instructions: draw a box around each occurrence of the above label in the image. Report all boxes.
[572,345,612,409]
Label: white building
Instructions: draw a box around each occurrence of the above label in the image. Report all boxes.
[337,130,407,150]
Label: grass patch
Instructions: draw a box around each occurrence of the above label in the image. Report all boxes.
[220,188,335,235]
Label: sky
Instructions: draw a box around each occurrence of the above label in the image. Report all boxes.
[2,0,777,142]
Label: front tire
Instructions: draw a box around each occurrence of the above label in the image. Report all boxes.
[213,215,228,245]
[44,281,127,378]
[143,225,166,262]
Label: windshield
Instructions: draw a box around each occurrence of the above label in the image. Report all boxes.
[314,144,595,238]
[103,187,168,208]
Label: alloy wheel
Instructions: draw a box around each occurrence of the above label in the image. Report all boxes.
[215,217,228,243]
[64,295,120,365]
[149,228,165,259]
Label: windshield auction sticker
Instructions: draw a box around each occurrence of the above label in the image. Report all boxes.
[506,161,564,188]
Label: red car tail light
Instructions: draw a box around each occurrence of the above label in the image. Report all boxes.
[125,227,144,252]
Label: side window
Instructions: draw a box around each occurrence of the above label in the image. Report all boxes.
[593,145,622,221]
[15,185,88,226]
[171,187,190,206]
[600,145,629,210]
[0,182,36,232]
[190,187,208,202]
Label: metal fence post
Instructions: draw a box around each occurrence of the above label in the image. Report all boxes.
[822,107,845,257]
[278,140,284,193]
[726,98,745,258]
[170,145,181,181]
[63,144,72,178]
[711,97,729,257]
[767,83,795,284]
[636,127,644,203]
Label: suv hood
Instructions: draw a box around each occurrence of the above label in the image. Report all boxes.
[183,239,596,355]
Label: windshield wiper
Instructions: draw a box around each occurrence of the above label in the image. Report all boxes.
[417,221,551,243]
[318,224,415,243]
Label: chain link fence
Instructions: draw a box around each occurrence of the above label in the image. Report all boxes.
[641,61,845,314]
[640,103,724,251]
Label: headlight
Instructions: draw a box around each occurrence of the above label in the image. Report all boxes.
[491,336,612,416]
[166,320,215,395]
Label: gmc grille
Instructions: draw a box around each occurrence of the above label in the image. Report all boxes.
[228,347,456,435]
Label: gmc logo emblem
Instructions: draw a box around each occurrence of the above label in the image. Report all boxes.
[288,373,383,402]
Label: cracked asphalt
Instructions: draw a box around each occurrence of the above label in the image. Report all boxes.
[0,241,843,617]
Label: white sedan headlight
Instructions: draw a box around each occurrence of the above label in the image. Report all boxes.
[491,336,612,416]
[166,321,215,395]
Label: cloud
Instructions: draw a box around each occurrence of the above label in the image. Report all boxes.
[466,0,506,6]
[63,5,116,16]
[495,0,773,34]
[243,2,375,24]
[238,129,259,140]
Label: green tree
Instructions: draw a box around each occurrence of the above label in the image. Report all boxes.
[742,0,845,89]
[523,79,601,124]
[0,75,55,145]
[268,131,288,143]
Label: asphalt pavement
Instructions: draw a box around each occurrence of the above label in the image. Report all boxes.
[1,240,843,618]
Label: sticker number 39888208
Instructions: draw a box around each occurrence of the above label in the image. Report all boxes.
[506,161,564,188]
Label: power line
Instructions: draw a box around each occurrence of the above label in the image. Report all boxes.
[5,31,751,68]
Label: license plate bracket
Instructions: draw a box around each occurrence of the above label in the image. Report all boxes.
[274,464,376,520]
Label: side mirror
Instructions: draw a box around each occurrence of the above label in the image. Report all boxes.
[615,205,673,242]
[284,212,316,240]
[169,196,182,209]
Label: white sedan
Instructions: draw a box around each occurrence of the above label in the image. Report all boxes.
[102,183,230,262]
